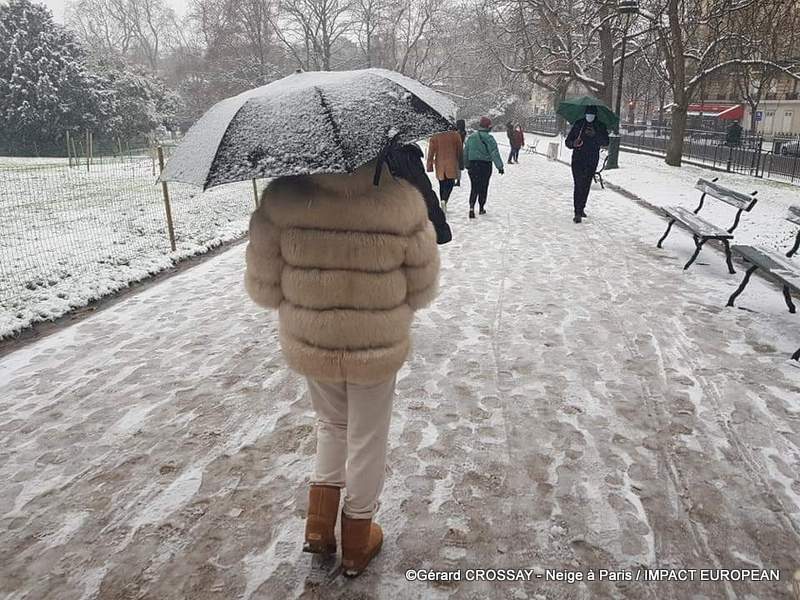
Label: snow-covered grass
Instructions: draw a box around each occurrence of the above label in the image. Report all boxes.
[0,156,255,338]
[522,132,800,253]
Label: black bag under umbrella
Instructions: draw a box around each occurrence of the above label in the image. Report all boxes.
[160,68,457,190]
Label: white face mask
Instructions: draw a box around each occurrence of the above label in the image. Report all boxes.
[585,114,596,123]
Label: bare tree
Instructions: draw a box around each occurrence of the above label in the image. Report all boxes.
[730,0,799,133]
[352,0,388,67]
[276,0,354,70]
[66,0,178,72]
[642,0,800,164]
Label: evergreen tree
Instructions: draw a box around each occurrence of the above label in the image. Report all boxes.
[94,60,182,139]
[0,0,114,153]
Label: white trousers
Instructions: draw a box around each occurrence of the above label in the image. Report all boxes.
[306,375,396,519]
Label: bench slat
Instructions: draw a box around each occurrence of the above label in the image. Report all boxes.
[664,206,733,238]
[731,245,800,293]
[788,205,800,226]
[694,178,757,210]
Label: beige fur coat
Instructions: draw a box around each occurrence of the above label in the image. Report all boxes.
[245,162,440,384]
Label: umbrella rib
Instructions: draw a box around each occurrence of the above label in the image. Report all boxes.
[202,96,258,190]
[314,87,351,172]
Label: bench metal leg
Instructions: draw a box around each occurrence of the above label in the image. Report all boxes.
[722,239,736,274]
[727,265,758,307]
[783,285,797,314]
[597,174,605,189]
[787,231,800,258]
[657,219,676,248]
[684,237,707,270]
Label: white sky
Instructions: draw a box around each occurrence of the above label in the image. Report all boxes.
[35,0,190,22]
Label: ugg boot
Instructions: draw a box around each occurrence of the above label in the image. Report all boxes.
[303,485,340,554]
[341,513,383,577]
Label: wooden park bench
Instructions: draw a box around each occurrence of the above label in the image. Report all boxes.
[656,178,758,274]
[726,205,800,360]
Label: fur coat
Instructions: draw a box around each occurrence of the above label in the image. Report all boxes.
[245,162,440,385]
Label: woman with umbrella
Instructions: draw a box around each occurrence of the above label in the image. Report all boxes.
[561,100,612,223]
[162,69,453,578]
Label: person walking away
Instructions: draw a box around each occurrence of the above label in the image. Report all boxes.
[244,153,442,577]
[463,116,504,219]
[564,106,609,223]
[725,120,743,147]
[456,119,467,144]
[455,119,468,189]
[427,129,464,212]
[506,121,516,163]
[511,125,525,163]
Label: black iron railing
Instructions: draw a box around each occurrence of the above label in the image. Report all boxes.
[618,124,800,183]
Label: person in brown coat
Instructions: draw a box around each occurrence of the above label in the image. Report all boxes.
[426,129,464,208]
[245,160,440,577]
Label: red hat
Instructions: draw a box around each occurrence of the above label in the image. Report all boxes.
[479,116,492,129]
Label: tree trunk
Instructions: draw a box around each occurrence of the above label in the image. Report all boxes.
[749,100,758,133]
[666,103,688,166]
[664,0,686,166]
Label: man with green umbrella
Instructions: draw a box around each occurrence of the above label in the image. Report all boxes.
[563,104,610,223]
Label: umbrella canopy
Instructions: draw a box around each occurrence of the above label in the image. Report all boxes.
[161,69,458,189]
[557,96,619,129]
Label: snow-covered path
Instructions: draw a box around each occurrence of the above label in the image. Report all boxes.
[2,153,800,600]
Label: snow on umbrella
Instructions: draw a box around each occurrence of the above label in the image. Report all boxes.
[160,68,458,190]
[557,95,619,129]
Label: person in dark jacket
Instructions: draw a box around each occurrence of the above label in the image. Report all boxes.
[725,121,743,147]
[377,142,452,244]
[455,119,467,188]
[564,106,609,223]
[463,116,504,218]
[506,122,516,163]
[456,119,467,144]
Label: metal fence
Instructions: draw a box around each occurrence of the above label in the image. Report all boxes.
[619,124,800,183]
[526,116,560,136]
[523,116,800,184]
[0,148,257,338]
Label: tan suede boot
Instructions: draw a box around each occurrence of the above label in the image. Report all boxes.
[303,485,340,554]
[341,513,383,577]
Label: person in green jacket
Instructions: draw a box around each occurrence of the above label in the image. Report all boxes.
[463,116,504,219]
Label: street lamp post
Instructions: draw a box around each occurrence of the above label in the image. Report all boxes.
[605,0,639,170]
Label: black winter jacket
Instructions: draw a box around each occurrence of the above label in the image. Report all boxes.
[565,119,610,169]
[375,143,452,245]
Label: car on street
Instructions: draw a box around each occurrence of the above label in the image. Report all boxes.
[780,139,800,156]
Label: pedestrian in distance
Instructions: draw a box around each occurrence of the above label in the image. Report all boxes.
[463,116,504,219]
[564,105,609,223]
[456,118,468,144]
[455,118,468,190]
[506,121,516,163]
[511,125,525,163]
[725,120,743,147]
[245,149,443,578]
[427,129,464,212]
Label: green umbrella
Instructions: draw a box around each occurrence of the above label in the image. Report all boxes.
[556,96,619,129]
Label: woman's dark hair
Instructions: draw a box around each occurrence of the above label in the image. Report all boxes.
[586,105,598,115]
[456,119,466,132]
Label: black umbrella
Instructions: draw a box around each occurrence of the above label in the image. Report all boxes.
[160,68,458,189]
